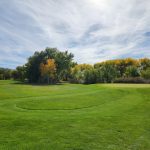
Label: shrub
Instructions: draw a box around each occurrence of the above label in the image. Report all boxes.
[114,77,150,83]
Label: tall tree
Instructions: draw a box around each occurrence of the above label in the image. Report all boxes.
[0,68,12,80]
[70,64,94,83]
[25,47,74,83]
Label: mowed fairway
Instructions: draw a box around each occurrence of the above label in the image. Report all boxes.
[0,80,150,150]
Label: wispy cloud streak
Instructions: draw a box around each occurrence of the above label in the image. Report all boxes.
[0,0,150,68]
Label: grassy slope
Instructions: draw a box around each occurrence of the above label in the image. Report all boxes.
[0,80,150,150]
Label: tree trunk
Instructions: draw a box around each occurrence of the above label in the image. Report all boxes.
[47,76,50,84]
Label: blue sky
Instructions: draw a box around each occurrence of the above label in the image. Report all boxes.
[0,0,150,68]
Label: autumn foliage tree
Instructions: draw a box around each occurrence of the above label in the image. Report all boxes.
[24,48,74,83]
[40,59,56,84]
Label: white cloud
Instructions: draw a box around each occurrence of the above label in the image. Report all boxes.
[0,0,150,68]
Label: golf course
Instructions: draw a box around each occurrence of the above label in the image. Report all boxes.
[0,80,149,150]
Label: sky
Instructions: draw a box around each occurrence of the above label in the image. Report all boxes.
[0,0,150,69]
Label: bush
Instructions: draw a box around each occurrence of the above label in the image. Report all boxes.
[114,77,150,83]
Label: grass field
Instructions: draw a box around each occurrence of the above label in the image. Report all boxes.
[0,80,150,150]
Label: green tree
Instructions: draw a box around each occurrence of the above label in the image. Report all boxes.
[94,63,118,83]
[84,68,96,84]
[0,68,12,80]
[15,66,26,81]
[70,64,94,83]
[125,66,140,77]
[140,58,150,70]
[141,68,150,79]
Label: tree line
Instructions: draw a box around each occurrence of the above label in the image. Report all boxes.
[70,58,150,84]
[1,47,150,84]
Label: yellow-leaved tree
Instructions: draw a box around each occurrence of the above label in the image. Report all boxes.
[40,59,56,84]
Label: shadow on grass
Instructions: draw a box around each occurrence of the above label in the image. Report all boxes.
[11,80,66,86]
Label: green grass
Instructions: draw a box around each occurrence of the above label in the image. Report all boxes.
[0,80,150,150]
